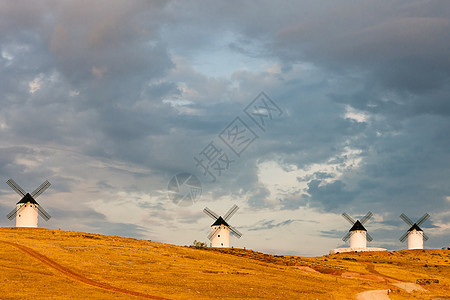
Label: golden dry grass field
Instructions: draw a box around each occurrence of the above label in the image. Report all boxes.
[0,227,448,299]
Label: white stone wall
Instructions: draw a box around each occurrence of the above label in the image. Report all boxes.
[210,225,230,248]
[408,230,424,249]
[329,247,387,254]
[15,203,38,228]
[350,230,367,248]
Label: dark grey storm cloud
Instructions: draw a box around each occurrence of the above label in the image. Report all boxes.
[52,207,150,239]
[248,219,304,231]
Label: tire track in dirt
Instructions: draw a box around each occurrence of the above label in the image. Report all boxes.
[363,263,430,295]
[0,241,169,300]
[364,262,402,283]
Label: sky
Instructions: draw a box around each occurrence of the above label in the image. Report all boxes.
[0,0,449,256]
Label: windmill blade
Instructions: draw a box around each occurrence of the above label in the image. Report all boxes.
[342,213,355,225]
[6,205,26,220]
[223,204,239,222]
[342,232,351,242]
[207,227,221,241]
[31,180,51,198]
[423,232,429,241]
[229,225,242,238]
[203,207,220,220]
[6,208,18,220]
[416,213,430,226]
[37,205,51,221]
[366,232,373,242]
[6,179,26,197]
[399,213,414,226]
[360,211,373,225]
[399,231,409,243]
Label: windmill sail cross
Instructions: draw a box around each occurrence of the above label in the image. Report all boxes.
[5,179,52,227]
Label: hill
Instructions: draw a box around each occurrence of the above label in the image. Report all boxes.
[0,227,448,299]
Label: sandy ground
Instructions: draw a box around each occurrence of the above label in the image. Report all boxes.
[356,282,427,300]
[391,282,427,292]
[1,240,167,299]
[356,290,390,300]
[294,266,320,273]
[341,271,385,282]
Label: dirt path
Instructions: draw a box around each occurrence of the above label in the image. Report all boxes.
[364,263,401,282]
[391,282,427,292]
[356,290,390,300]
[350,264,393,299]
[0,240,169,299]
[361,263,428,296]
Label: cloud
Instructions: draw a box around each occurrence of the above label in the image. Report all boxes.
[0,1,449,255]
[306,180,357,210]
[248,219,302,231]
[273,2,450,91]
[86,220,149,239]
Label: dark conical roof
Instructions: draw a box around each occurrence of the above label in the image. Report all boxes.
[349,220,367,231]
[17,193,38,205]
[211,216,229,227]
[408,223,423,232]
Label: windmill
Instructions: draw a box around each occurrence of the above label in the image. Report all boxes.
[342,212,373,249]
[399,213,430,250]
[6,179,51,228]
[203,204,242,248]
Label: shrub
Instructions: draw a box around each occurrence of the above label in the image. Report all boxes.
[192,240,208,249]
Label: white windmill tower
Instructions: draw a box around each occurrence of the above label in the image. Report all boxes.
[5,179,51,228]
[399,213,430,250]
[203,204,242,248]
[342,212,373,249]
